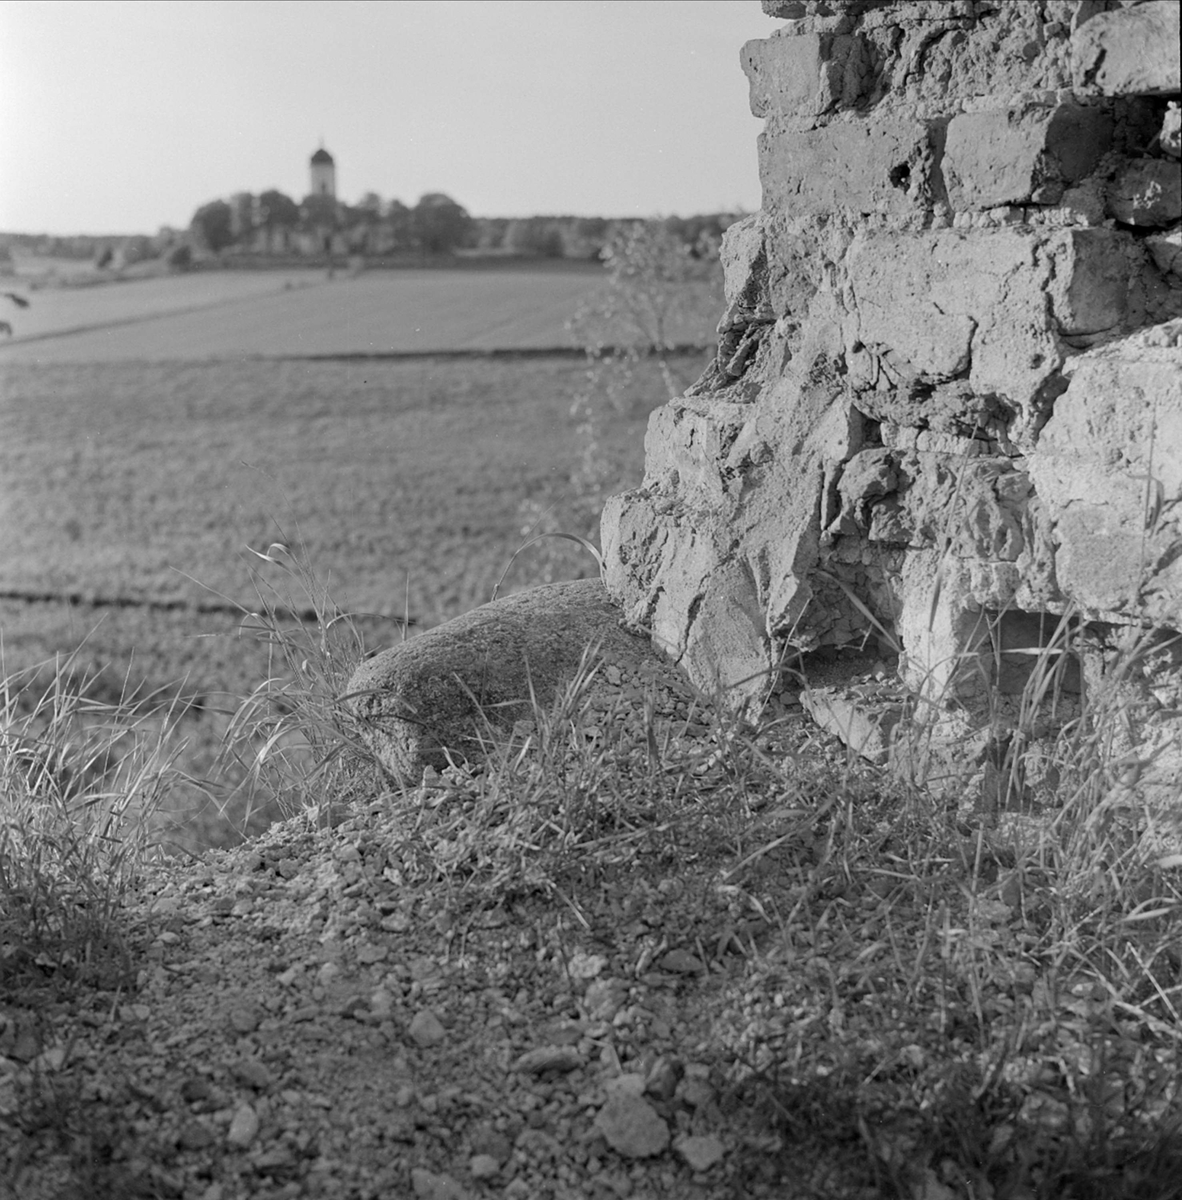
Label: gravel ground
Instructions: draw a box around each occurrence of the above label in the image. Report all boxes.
[3,711,860,1200]
[6,697,1178,1199]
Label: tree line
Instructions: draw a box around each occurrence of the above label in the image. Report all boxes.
[189,187,742,262]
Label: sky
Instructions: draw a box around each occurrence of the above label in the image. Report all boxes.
[0,0,778,235]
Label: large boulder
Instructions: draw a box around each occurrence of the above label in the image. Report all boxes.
[346,579,697,781]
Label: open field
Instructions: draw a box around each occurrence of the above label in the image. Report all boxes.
[0,357,624,615]
[0,264,720,849]
[0,318,708,846]
[0,264,718,362]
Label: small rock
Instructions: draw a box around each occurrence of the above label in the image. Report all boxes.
[676,1076,716,1109]
[370,988,395,1019]
[511,1045,584,1075]
[469,1124,513,1164]
[593,1093,670,1158]
[657,948,704,974]
[226,1103,259,1149]
[568,951,608,980]
[645,1055,682,1101]
[604,1073,646,1099]
[584,978,627,1021]
[178,1119,215,1150]
[411,1167,470,1199]
[675,1134,726,1172]
[181,1077,213,1104]
[253,1145,296,1172]
[227,1006,260,1035]
[316,962,341,987]
[409,1008,447,1047]
[469,1153,500,1179]
[233,1059,273,1091]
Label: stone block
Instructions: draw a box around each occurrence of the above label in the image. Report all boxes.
[1072,0,1181,96]
[742,31,870,120]
[1107,158,1182,227]
[1163,103,1181,160]
[1047,227,1133,338]
[347,579,694,779]
[799,684,907,765]
[759,117,934,217]
[1147,230,1182,280]
[849,228,1137,408]
[1028,336,1182,618]
[718,213,773,331]
[849,229,1047,396]
[943,103,1113,210]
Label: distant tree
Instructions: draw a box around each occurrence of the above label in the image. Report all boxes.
[190,199,234,252]
[503,217,564,258]
[119,235,153,265]
[258,189,300,229]
[167,244,193,270]
[384,199,413,248]
[561,217,609,260]
[357,191,383,216]
[471,217,509,252]
[412,192,472,254]
[301,193,338,229]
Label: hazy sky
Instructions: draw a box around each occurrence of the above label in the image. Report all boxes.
[0,0,777,235]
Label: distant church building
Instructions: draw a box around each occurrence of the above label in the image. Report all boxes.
[309,146,336,198]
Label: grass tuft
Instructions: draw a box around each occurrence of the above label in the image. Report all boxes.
[0,647,186,994]
[214,538,388,831]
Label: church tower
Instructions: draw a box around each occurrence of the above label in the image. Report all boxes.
[309,146,336,199]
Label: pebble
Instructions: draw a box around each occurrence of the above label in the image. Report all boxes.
[179,1119,215,1150]
[469,1153,500,1179]
[585,978,627,1021]
[604,1073,646,1099]
[658,948,704,974]
[675,1134,726,1171]
[411,1167,470,1199]
[226,1103,259,1148]
[511,1045,584,1074]
[409,1008,447,1047]
[233,1058,273,1090]
[644,1055,681,1100]
[370,988,395,1019]
[593,1093,670,1158]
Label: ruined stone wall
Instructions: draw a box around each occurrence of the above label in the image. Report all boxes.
[602,0,1181,810]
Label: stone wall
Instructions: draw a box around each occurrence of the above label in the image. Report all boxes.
[602,0,1181,813]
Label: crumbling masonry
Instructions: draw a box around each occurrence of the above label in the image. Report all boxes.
[602,0,1182,815]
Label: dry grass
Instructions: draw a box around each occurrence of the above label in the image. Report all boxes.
[1,541,1180,1194]
[0,647,188,995]
[0,350,688,849]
